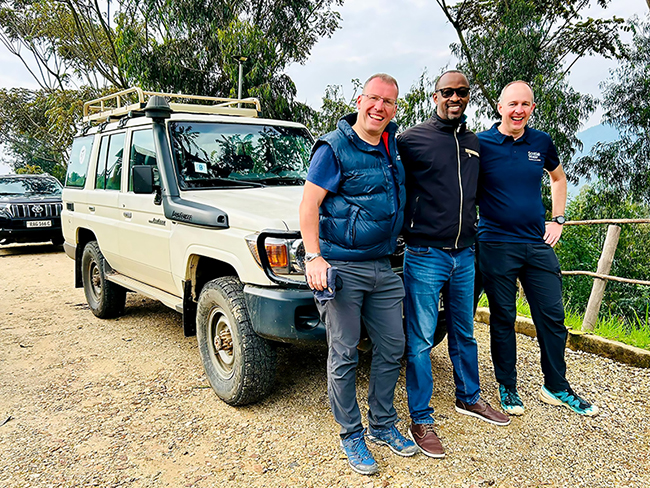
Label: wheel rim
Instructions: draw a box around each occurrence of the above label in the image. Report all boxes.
[87,259,102,301]
[207,307,235,379]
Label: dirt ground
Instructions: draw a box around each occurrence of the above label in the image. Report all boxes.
[1,244,649,488]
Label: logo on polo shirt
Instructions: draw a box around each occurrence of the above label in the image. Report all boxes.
[528,151,541,162]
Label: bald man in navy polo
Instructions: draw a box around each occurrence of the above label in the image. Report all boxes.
[477,80,599,418]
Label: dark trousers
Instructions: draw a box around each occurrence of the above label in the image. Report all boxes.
[478,241,570,391]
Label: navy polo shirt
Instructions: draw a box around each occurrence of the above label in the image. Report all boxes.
[477,123,560,243]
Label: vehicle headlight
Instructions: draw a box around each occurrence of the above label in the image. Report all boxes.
[245,233,306,275]
[0,204,12,218]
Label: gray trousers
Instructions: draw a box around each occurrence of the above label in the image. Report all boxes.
[316,258,406,438]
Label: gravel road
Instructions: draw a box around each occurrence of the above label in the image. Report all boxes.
[1,245,649,488]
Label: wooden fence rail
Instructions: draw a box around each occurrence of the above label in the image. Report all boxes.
[558,218,650,331]
[564,218,650,226]
[562,271,650,287]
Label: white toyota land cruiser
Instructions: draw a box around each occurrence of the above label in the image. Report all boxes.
[62,88,446,407]
[62,88,321,406]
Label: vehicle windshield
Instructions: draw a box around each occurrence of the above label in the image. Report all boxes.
[170,122,312,189]
[0,176,62,196]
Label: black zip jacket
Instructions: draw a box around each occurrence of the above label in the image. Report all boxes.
[396,113,480,249]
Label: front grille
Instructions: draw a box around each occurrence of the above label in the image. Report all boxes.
[10,203,63,218]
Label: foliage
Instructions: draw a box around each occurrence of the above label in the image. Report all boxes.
[436,0,625,167]
[115,0,343,121]
[556,183,650,326]
[0,0,344,172]
[309,83,358,136]
[479,291,650,350]
[15,163,43,174]
[395,70,436,130]
[574,17,650,204]
[0,86,101,180]
[0,0,126,90]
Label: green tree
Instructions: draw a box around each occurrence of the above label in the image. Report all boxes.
[436,0,625,165]
[395,70,436,130]
[574,17,650,204]
[0,0,127,90]
[0,0,344,173]
[115,0,343,121]
[309,82,358,136]
[0,87,100,180]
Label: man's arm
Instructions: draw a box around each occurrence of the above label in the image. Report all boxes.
[544,163,567,247]
[299,181,331,291]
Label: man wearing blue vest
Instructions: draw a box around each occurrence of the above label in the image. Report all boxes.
[299,73,418,475]
[477,80,599,417]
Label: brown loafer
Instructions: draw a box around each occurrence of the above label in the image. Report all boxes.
[455,397,511,426]
[408,423,445,458]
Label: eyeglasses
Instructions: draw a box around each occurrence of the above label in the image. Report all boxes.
[436,87,470,98]
[361,93,397,108]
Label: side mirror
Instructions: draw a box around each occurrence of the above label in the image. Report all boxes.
[132,165,155,194]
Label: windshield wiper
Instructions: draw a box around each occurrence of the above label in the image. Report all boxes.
[241,175,305,184]
[183,177,265,189]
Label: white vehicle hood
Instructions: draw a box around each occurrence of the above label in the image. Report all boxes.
[181,186,303,232]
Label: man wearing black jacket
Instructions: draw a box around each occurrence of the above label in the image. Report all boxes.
[397,70,509,459]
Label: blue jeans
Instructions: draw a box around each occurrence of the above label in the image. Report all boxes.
[404,245,481,424]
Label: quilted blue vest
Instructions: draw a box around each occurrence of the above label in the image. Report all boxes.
[311,114,405,261]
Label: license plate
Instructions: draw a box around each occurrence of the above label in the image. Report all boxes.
[26,220,52,228]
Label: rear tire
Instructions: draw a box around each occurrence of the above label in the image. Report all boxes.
[81,241,126,318]
[196,276,276,406]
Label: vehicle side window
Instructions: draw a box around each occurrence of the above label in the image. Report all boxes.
[105,133,125,190]
[95,136,109,189]
[65,135,94,188]
[129,129,158,191]
[95,133,125,190]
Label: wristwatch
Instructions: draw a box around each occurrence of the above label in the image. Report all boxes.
[552,215,566,225]
[305,252,321,262]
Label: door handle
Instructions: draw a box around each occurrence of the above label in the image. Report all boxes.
[123,211,132,218]
[88,206,95,212]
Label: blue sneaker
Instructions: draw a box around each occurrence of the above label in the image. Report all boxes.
[499,384,525,416]
[539,386,600,417]
[366,424,419,457]
[340,430,378,475]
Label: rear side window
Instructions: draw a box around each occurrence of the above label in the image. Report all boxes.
[65,135,94,188]
[95,133,125,190]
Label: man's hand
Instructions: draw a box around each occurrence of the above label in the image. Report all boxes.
[544,222,563,247]
[305,256,331,291]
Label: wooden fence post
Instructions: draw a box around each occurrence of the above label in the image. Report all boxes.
[582,225,621,331]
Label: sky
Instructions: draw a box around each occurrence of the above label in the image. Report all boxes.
[285,0,649,125]
[0,0,648,175]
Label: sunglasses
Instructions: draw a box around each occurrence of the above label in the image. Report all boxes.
[436,87,470,98]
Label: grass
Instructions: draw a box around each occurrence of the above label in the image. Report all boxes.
[477,294,650,351]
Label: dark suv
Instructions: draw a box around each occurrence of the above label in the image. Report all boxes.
[0,174,64,246]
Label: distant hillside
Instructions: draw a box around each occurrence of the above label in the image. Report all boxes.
[575,124,619,157]
[568,124,620,198]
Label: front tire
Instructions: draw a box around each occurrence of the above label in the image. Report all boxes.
[196,276,277,406]
[81,241,126,318]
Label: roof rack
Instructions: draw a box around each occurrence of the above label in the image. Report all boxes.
[83,87,262,123]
